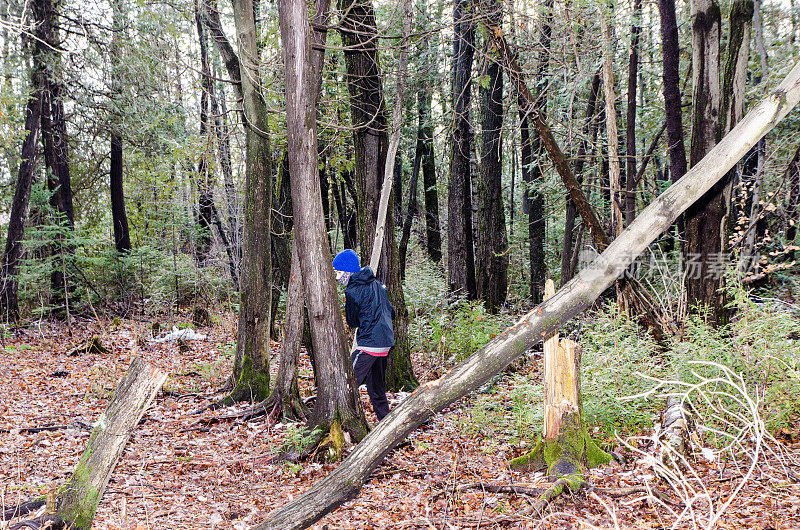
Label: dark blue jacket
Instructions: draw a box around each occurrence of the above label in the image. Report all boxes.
[344,267,395,350]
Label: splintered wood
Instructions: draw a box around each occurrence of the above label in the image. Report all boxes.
[542,279,580,440]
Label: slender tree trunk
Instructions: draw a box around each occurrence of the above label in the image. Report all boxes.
[265,243,308,421]
[195,2,215,263]
[684,0,724,323]
[475,0,508,312]
[109,0,130,255]
[561,74,600,285]
[523,0,552,304]
[213,61,240,264]
[399,141,420,280]
[600,12,623,239]
[625,0,642,225]
[0,75,43,320]
[414,3,441,264]
[110,133,131,253]
[228,0,273,401]
[449,0,477,299]
[338,0,417,391]
[658,0,688,184]
[419,87,441,264]
[278,0,369,443]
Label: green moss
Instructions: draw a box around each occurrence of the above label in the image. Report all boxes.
[232,353,270,401]
[509,414,609,478]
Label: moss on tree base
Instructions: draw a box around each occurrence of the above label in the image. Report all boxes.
[509,415,610,479]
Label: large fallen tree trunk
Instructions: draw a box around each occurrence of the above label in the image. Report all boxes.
[251,60,800,530]
[12,357,167,529]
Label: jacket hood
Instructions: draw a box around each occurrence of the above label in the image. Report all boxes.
[348,266,375,286]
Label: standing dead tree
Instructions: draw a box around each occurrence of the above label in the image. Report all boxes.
[251,60,800,530]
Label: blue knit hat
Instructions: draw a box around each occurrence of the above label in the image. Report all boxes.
[333,249,361,273]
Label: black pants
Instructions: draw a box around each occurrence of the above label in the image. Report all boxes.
[351,350,390,420]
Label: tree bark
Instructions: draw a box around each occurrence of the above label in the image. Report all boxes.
[264,243,308,422]
[685,0,724,324]
[399,142,419,280]
[415,1,441,264]
[475,0,508,312]
[279,0,369,442]
[625,0,643,225]
[252,61,800,529]
[109,0,131,255]
[600,11,624,239]
[195,0,215,263]
[561,74,601,285]
[448,0,477,299]
[658,0,688,184]
[227,0,273,401]
[0,0,52,320]
[14,358,167,529]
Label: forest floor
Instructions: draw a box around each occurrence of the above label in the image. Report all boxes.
[2,312,800,529]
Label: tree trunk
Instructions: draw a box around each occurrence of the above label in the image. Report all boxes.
[265,243,308,422]
[399,140,420,280]
[110,132,131,253]
[475,0,508,313]
[195,0,215,263]
[658,0,688,184]
[51,358,166,529]
[600,12,624,239]
[561,74,600,285]
[252,62,800,529]
[227,0,273,402]
[448,0,477,299]
[109,0,131,255]
[279,0,369,443]
[625,0,643,225]
[0,0,53,320]
[685,0,724,324]
[415,4,441,265]
[338,0,417,391]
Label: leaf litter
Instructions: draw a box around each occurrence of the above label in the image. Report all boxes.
[1,313,799,529]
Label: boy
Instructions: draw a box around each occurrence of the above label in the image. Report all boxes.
[332,249,395,421]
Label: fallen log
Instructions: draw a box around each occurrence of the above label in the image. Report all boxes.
[251,60,800,530]
[11,357,167,530]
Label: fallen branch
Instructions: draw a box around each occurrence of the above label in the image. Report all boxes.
[251,60,800,530]
[0,421,92,435]
[11,357,166,530]
[2,499,45,521]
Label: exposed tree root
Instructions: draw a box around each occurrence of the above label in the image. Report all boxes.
[457,482,545,497]
[198,389,308,425]
[526,476,586,515]
[2,499,45,521]
[10,514,64,530]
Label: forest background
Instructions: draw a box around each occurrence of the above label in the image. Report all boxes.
[2,0,800,526]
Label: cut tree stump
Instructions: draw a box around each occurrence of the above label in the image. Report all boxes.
[67,337,110,356]
[510,280,609,478]
[11,357,167,530]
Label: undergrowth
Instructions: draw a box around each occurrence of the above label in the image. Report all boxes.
[455,280,800,446]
